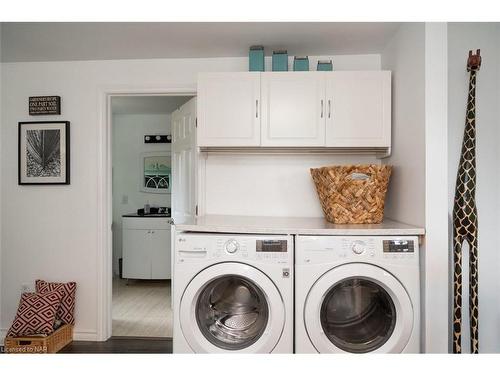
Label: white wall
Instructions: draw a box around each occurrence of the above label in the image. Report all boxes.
[380,23,429,353]
[447,23,500,353]
[381,23,426,228]
[424,23,450,353]
[0,53,380,340]
[0,23,3,330]
[204,154,380,217]
[112,113,171,275]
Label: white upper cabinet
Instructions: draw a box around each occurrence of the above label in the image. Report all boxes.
[198,72,261,147]
[197,71,391,150]
[261,72,326,147]
[326,71,391,148]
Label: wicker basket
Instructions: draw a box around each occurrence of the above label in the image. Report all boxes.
[4,324,73,354]
[310,164,392,224]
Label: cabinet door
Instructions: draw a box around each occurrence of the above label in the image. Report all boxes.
[150,229,171,280]
[198,72,261,147]
[326,71,391,147]
[123,229,151,279]
[261,72,326,147]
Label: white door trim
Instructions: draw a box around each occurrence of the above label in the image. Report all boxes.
[97,87,196,341]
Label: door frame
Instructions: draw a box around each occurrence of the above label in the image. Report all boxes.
[97,87,196,341]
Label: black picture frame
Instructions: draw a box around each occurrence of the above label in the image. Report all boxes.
[18,121,70,185]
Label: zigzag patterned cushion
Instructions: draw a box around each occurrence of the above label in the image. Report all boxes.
[36,280,77,325]
[7,290,64,337]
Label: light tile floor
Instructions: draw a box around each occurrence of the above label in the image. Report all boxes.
[112,278,172,338]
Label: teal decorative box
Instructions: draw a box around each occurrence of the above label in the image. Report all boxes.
[249,45,264,72]
[272,50,288,71]
[317,60,333,71]
[293,56,309,71]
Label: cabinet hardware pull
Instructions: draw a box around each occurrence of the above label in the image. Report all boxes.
[256,99,259,118]
[321,100,324,118]
[328,99,331,119]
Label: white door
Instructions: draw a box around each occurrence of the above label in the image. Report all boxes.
[179,262,285,353]
[304,263,413,353]
[197,72,261,147]
[261,72,326,147]
[122,229,151,279]
[326,71,391,147]
[172,97,197,224]
[150,229,171,279]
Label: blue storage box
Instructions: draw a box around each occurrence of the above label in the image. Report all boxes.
[272,50,288,71]
[317,60,333,71]
[293,56,309,71]
[249,45,265,72]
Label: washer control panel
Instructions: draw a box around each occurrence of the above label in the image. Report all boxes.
[176,233,292,264]
[224,239,240,254]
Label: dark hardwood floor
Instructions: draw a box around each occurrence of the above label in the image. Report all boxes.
[59,337,172,354]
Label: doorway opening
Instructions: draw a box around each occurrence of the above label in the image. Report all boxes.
[110,94,195,338]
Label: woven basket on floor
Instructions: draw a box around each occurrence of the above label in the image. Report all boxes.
[310,164,392,224]
[4,324,73,354]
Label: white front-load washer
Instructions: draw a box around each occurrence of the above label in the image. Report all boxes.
[295,235,420,353]
[173,232,293,353]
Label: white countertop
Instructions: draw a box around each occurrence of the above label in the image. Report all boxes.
[175,215,425,236]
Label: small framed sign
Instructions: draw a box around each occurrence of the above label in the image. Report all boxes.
[18,121,70,185]
[29,96,61,116]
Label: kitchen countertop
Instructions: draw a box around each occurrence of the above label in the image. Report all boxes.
[122,213,171,218]
[174,215,425,236]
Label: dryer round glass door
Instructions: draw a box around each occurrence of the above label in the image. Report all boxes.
[304,263,413,353]
[320,278,396,353]
[180,262,285,353]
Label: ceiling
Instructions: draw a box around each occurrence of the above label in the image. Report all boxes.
[111,96,193,115]
[0,22,402,62]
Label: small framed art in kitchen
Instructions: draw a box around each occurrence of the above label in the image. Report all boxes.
[140,151,171,194]
[18,121,70,185]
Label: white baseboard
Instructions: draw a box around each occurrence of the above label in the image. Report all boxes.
[73,330,98,341]
[1,327,99,343]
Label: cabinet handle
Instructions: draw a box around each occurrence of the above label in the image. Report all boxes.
[328,99,331,119]
[321,100,324,118]
[256,99,259,118]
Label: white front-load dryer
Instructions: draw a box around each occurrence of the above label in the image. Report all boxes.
[295,235,420,353]
[173,233,293,353]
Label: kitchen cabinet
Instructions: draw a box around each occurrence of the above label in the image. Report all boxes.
[122,216,172,280]
[325,71,391,148]
[198,72,261,147]
[261,72,326,147]
[197,71,391,150]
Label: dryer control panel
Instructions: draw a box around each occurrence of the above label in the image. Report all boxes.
[295,235,419,265]
[383,239,415,253]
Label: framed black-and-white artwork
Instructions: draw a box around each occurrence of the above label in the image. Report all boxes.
[18,121,70,185]
[140,151,171,194]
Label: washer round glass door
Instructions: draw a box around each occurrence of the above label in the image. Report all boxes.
[180,262,285,353]
[304,263,413,353]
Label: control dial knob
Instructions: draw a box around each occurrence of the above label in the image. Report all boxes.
[351,240,367,255]
[224,239,239,254]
